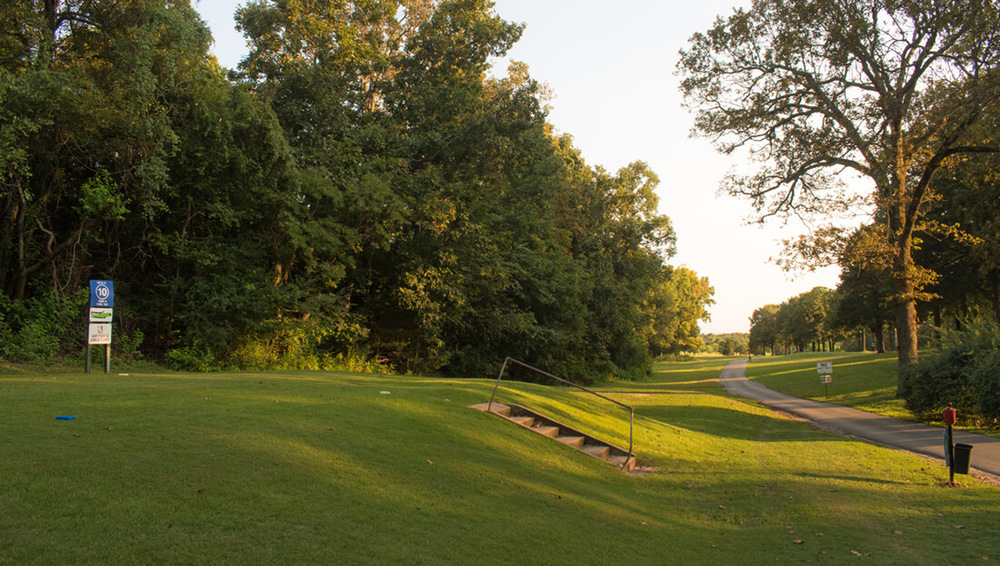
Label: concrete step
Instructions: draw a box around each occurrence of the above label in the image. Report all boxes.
[582,444,610,459]
[532,425,560,438]
[557,435,585,449]
[468,402,512,417]
[510,416,534,427]
[470,402,640,472]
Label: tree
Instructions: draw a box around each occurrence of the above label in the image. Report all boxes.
[679,0,1000,392]
[916,148,1000,325]
[1,0,209,300]
[833,233,895,353]
[0,0,701,378]
[644,266,714,356]
[749,304,781,355]
[778,287,831,352]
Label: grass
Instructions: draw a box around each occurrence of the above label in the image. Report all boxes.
[1,360,999,564]
[744,352,910,419]
[743,351,1000,438]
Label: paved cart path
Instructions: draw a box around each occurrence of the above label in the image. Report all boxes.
[720,360,1000,481]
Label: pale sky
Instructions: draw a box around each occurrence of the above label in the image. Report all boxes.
[194,0,846,334]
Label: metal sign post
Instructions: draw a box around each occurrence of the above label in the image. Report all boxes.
[86,280,114,374]
[944,407,956,485]
[817,362,833,396]
[820,374,832,396]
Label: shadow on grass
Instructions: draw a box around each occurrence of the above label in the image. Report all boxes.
[797,472,915,487]
[636,403,846,443]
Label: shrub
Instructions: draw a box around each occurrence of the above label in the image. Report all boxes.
[0,289,87,363]
[164,346,220,372]
[903,319,1000,426]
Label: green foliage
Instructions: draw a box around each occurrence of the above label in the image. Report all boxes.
[164,346,220,372]
[0,288,86,362]
[79,171,129,221]
[701,333,749,356]
[2,0,711,381]
[114,328,144,361]
[749,287,843,355]
[917,150,1000,325]
[680,0,1000,375]
[902,319,1000,425]
[748,304,781,355]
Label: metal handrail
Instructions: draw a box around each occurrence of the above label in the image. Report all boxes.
[488,357,635,470]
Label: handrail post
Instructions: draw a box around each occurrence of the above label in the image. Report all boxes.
[626,407,634,470]
[487,357,512,413]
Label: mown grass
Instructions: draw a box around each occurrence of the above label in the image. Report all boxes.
[744,352,909,418]
[742,351,1000,439]
[2,360,998,564]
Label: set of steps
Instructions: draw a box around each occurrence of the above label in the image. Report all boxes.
[470,402,636,471]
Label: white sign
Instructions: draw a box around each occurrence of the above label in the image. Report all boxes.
[89,307,113,323]
[88,323,112,345]
[817,361,833,374]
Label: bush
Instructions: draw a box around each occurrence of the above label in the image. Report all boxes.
[0,289,87,363]
[903,319,1000,426]
[164,346,220,372]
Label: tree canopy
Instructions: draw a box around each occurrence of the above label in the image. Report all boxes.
[0,0,713,381]
[679,0,1000,392]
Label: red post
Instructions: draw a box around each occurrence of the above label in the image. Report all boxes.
[944,406,957,426]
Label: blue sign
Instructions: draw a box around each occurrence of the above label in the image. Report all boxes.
[90,280,114,308]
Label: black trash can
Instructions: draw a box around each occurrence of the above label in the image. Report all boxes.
[953,443,973,475]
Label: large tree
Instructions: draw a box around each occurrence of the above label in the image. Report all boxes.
[833,228,896,353]
[916,148,1000,325]
[749,303,782,355]
[0,0,301,357]
[679,0,1000,391]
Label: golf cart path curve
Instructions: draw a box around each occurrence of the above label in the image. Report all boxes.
[720,360,1000,480]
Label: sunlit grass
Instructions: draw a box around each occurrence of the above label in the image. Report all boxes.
[744,352,913,418]
[2,363,999,564]
[741,352,1000,440]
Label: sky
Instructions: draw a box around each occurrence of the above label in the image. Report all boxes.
[194,0,848,334]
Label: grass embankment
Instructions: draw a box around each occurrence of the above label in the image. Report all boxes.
[2,360,998,564]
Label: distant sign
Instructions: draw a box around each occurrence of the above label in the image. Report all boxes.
[817,361,833,374]
[90,280,114,308]
[89,308,113,323]
[820,375,832,384]
[88,323,112,345]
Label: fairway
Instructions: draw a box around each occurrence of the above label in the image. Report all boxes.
[2,361,999,564]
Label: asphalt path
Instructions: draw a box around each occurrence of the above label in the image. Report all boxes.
[720,360,1000,482]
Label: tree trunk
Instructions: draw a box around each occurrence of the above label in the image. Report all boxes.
[884,165,922,392]
[893,237,919,396]
[872,324,885,354]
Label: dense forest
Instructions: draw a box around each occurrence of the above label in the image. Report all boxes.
[0,0,714,381]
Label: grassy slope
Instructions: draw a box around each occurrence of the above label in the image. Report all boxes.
[2,361,998,564]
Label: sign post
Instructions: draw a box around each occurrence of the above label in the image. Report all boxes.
[944,406,957,485]
[86,280,114,374]
[817,362,833,396]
